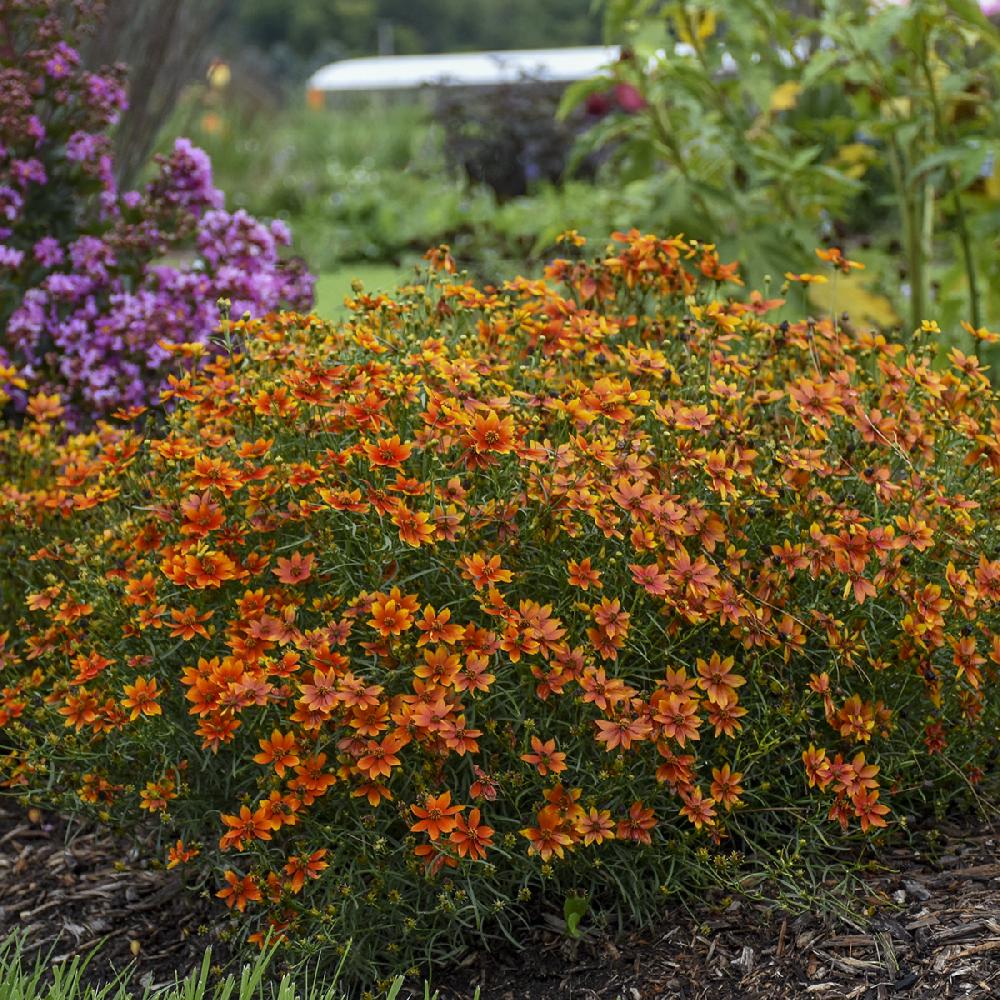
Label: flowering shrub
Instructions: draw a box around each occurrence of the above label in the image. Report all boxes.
[0,0,313,426]
[2,231,1000,982]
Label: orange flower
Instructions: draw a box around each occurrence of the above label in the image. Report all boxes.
[71,651,114,685]
[617,800,657,844]
[438,715,482,756]
[390,504,435,547]
[705,699,747,738]
[274,550,315,584]
[522,807,574,860]
[166,839,199,869]
[815,246,864,273]
[410,790,464,840]
[122,574,156,607]
[629,561,668,595]
[567,557,603,591]
[363,435,413,469]
[182,549,238,589]
[121,677,161,721]
[460,552,513,590]
[179,492,225,537]
[336,672,384,708]
[413,841,459,875]
[520,735,568,776]
[851,789,890,832]
[467,410,516,454]
[668,549,719,598]
[139,776,176,812]
[284,849,328,893]
[710,764,744,810]
[368,598,414,636]
[579,667,634,712]
[357,732,406,779]
[784,271,828,285]
[168,605,213,640]
[591,597,629,638]
[594,715,652,752]
[217,870,261,912]
[578,807,615,846]
[834,694,876,743]
[415,605,465,646]
[26,391,64,422]
[695,653,745,707]
[254,730,300,777]
[449,807,494,860]
[679,787,717,830]
[298,668,339,714]
[831,751,879,797]
[219,804,273,850]
[652,692,701,747]
[257,790,302,831]
[353,780,393,808]
[470,765,498,801]
[786,378,845,424]
[770,540,808,577]
[190,455,243,496]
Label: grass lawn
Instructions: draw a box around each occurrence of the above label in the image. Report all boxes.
[313,265,406,319]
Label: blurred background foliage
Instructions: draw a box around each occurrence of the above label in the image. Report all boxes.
[226,0,602,79]
[576,0,1000,343]
[92,0,1000,347]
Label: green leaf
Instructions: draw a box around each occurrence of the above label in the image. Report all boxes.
[943,0,1000,49]
[557,75,615,121]
[908,145,989,187]
[564,893,589,939]
[801,49,841,90]
[603,0,659,41]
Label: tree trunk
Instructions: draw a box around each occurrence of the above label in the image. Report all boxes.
[81,0,228,190]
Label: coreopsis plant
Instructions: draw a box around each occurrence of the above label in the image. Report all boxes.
[0,0,313,426]
[3,231,1000,982]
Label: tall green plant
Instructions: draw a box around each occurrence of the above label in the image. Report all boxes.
[566,0,1000,339]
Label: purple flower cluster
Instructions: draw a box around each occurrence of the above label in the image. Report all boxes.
[0,1,314,426]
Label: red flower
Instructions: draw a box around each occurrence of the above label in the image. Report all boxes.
[614,82,646,112]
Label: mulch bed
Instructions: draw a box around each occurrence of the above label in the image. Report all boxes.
[0,802,231,990]
[2,799,999,998]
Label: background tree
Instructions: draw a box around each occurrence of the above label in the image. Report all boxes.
[227,0,601,69]
[81,0,227,188]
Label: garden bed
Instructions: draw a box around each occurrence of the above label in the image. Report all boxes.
[4,800,999,999]
[0,802,230,991]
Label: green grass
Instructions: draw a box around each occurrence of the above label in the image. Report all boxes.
[0,935,460,1000]
[314,265,407,319]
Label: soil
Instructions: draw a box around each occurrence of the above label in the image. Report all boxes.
[2,800,1000,999]
[0,801,231,990]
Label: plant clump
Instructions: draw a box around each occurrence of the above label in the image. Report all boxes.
[0,0,313,426]
[1,231,999,982]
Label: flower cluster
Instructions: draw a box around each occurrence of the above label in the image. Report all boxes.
[0,0,313,426]
[2,230,999,982]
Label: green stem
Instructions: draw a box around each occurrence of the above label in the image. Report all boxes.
[907,187,927,337]
[921,178,934,323]
[845,31,931,339]
[951,179,983,354]
[887,138,923,337]
[646,102,720,236]
[918,31,982,353]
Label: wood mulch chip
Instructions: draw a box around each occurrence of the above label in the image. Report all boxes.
[2,799,999,998]
[0,801,230,990]
[435,817,1000,1000]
